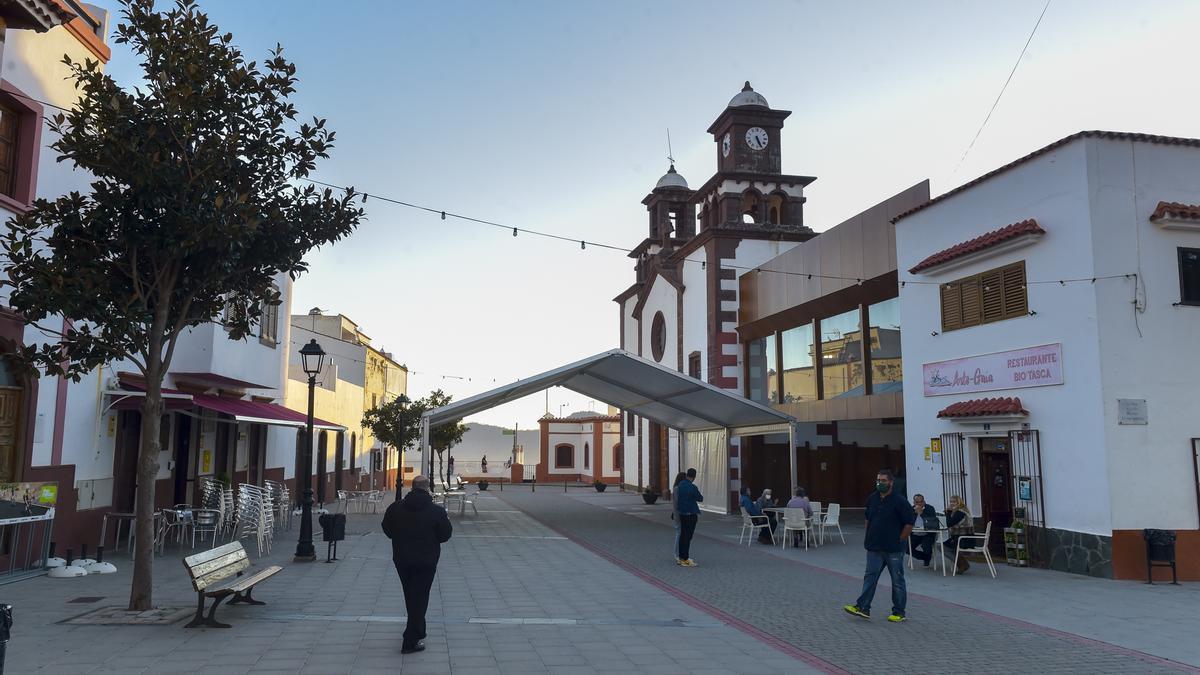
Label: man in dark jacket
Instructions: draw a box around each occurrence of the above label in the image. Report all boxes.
[909,493,939,566]
[843,469,915,623]
[674,468,703,566]
[381,475,452,654]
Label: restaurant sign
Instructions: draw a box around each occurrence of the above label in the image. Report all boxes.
[923,343,1064,397]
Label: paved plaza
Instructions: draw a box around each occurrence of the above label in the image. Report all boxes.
[1,487,1197,674]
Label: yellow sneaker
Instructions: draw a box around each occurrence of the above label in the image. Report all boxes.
[685,559,698,567]
[887,614,906,623]
[843,604,870,620]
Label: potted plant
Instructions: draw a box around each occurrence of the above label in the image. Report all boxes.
[641,488,659,505]
[594,480,607,493]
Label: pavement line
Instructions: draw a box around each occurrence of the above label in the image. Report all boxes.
[454,534,568,540]
[260,613,723,628]
[496,492,850,675]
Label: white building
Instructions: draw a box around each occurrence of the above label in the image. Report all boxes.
[536,411,621,485]
[895,131,1200,580]
[615,83,814,507]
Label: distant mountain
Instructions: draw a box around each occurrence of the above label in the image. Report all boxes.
[402,422,540,471]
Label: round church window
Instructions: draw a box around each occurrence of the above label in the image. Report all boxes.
[650,311,667,362]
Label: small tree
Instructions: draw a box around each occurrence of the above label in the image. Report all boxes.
[1,0,363,609]
[425,390,467,487]
[362,389,466,489]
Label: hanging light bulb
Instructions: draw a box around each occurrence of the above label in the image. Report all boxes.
[581,241,586,250]
[512,228,518,237]
[440,211,446,220]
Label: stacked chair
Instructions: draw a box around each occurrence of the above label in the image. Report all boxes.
[235,483,275,557]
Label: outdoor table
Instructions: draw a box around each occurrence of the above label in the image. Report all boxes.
[764,507,817,547]
[908,527,947,576]
[99,511,164,554]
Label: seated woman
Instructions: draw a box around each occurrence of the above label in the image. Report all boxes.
[740,486,774,544]
[944,495,974,573]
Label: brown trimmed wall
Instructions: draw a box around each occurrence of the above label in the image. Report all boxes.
[1112,530,1200,581]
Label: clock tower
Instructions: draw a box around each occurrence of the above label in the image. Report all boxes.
[708,82,790,175]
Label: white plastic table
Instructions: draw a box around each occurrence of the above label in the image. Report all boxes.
[908,527,947,576]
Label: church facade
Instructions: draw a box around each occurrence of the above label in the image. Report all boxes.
[614,83,814,507]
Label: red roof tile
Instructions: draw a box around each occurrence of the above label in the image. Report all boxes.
[937,397,1027,419]
[893,131,1200,224]
[908,219,1044,274]
[1149,201,1200,222]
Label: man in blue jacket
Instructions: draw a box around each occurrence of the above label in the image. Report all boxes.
[844,469,915,623]
[674,468,703,567]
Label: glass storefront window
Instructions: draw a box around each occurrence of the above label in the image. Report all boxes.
[821,308,864,398]
[868,297,903,393]
[780,323,816,403]
[746,334,778,404]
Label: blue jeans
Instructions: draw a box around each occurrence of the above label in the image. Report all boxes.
[673,516,681,558]
[855,550,907,616]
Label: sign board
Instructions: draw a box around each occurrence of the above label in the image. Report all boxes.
[1117,399,1148,425]
[0,481,58,507]
[1017,476,1033,501]
[923,343,1064,397]
[201,449,213,473]
[924,446,931,461]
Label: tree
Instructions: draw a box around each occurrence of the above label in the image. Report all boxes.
[361,389,467,488]
[1,0,363,610]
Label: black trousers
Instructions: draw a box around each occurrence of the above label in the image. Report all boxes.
[394,561,438,646]
[910,534,934,561]
[678,514,698,560]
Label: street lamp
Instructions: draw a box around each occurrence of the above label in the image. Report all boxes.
[395,394,409,491]
[294,339,325,562]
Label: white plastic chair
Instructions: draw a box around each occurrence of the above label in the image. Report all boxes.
[809,502,824,544]
[953,521,997,578]
[822,503,845,544]
[738,511,773,546]
[778,508,812,550]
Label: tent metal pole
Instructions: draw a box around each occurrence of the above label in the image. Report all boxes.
[788,423,797,498]
[420,416,431,480]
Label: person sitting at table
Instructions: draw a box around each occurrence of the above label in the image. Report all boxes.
[944,495,973,573]
[740,486,774,544]
[756,488,779,535]
[910,493,938,567]
[785,487,813,547]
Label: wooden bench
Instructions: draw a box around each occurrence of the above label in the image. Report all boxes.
[182,541,281,628]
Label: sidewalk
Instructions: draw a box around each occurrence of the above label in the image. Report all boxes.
[1,491,815,674]
[502,488,1200,673]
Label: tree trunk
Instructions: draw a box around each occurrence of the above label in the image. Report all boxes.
[129,364,164,610]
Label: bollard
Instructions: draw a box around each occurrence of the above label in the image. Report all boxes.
[0,603,11,674]
[564,480,567,493]
[532,478,536,493]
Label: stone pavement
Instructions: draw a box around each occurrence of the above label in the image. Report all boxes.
[497,488,1200,674]
[0,490,815,674]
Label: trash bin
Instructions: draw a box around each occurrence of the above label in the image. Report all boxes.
[1143,529,1178,585]
[318,513,346,563]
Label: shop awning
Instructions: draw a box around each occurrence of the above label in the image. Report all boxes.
[937,396,1028,420]
[190,394,344,431]
[103,388,195,413]
[422,349,795,433]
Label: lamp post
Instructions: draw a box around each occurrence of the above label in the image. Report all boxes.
[294,339,325,562]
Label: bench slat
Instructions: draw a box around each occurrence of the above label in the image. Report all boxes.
[186,550,247,580]
[223,566,282,594]
[192,558,250,591]
[184,541,245,567]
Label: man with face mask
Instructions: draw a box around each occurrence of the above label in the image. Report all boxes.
[844,469,916,622]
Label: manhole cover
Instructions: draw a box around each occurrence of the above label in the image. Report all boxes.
[67,596,104,604]
[62,606,192,625]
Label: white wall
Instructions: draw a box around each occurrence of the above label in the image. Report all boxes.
[1086,139,1200,530]
[897,139,1113,536]
[639,275,680,369]
[680,250,708,377]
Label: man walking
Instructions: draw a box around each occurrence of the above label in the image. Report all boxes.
[844,469,915,622]
[674,468,703,566]
[381,475,452,654]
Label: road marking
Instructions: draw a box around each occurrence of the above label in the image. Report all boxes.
[454,534,568,540]
[262,613,723,628]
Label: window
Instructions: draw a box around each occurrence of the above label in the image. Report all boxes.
[1180,248,1200,305]
[821,308,864,398]
[868,298,903,392]
[940,261,1027,332]
[584,443,589,468]
[650,312,667,362]
[259,285,280,347]
[0,102,19,198]
[613,443,622,470]
[688,351,702,379]
[626,411,635,435]
[747,334,777,403]
[780,323,815,403]
[554,444,574,469]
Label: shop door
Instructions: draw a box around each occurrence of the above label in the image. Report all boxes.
[247,425,266,486]
[113,411,142,512]
[173,415,192,504]
[334,431,345,492]
[316,431,328,504]
[979,437,1013,555]
[0,385,23,484]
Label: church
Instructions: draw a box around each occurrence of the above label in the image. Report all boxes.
[614,83,815,501]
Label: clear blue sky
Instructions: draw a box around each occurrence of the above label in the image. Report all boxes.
[93,0,1199,427]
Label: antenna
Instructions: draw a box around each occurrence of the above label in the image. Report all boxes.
[666,128,675,166]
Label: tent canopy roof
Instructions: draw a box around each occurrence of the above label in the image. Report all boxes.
[422,349,794,434]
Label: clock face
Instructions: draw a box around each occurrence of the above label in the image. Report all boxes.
[745,127,769,150]
[721,132,731,158]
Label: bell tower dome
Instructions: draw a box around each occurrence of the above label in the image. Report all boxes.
[707,81,791,175]
[643,164,696,241]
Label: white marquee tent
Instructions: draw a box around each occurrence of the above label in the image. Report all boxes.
[420,349,797,513]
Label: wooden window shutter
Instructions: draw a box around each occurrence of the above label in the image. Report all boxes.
[960,274,983,328]
[980,269,1005,323]
[940,283,962,332]
[1001,262,1027,318]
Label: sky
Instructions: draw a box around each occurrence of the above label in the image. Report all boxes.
[91,0,1200,428]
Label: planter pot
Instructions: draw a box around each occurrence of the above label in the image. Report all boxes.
[641,493,659,505]
[594,484,607,493]
[478,481,490,491]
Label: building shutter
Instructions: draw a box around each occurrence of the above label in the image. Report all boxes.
[1001,262,1027,318]
[960,274,983,328]
[980,269,1005,323]
[940,283,962,332]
